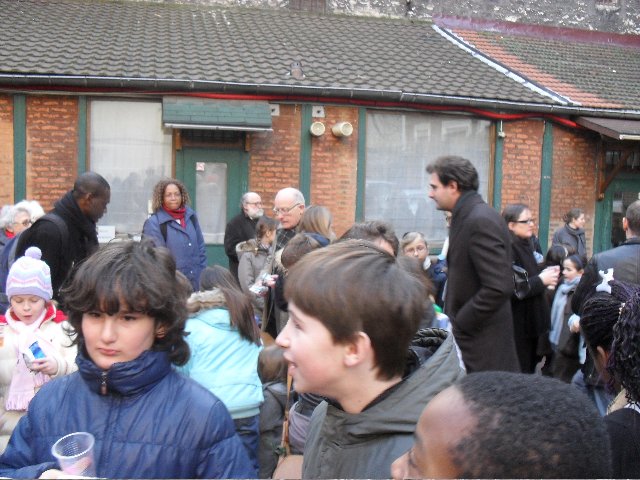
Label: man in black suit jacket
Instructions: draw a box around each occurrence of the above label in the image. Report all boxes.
[223,191,263,283]
[426,156,519,373]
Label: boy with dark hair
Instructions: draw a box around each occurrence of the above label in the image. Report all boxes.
[276,240,465,479]
[391,371,612,479]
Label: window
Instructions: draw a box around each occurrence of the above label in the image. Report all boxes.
[89,100,172,238]
[365,111,491,249]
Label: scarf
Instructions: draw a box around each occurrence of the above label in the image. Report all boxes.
[54,190,99,251]
[4,308,58,411]
[549,276,581,347]
[163,206,186,228]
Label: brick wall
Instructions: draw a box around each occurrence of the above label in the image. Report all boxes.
[248,103,359,236]
[248,104,302,213]
[501,119,544,216]
[549,125,599,255]
[0,95,13,206]
[26,96,78,210]
[309,105,358,237]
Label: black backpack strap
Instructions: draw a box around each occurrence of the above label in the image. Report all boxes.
[159,215,196,243]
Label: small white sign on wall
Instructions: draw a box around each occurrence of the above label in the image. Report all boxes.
[97,225,116,243]
[196,162,205,172]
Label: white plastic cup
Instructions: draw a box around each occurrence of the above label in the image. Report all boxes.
[51,432,96,477]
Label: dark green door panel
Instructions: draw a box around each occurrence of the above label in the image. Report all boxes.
[176,147,248,267]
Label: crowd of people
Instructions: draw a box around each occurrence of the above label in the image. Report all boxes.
[0,157,636,478]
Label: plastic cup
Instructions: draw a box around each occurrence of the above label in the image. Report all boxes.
[51,432,96,477]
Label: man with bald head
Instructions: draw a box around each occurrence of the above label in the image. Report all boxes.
[16,171,110,302]
[261,187,305,337]
[224,191,264,282]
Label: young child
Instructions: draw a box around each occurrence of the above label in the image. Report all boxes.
[548,254,584,382]
[181,265,263,475]
[0,241,253,478]
[275,240,465,479]
[391,372,611,479]
[0,247,76,452]
[257,345,289,479]
[237,215,278,326]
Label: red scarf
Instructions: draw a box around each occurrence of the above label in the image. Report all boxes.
[163,206,186,228]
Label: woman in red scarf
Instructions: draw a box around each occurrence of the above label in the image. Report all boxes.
[142,179,207,291]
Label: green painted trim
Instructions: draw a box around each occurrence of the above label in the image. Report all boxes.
[77,96,87,174]
[13,94,26,201]
[538,121,554,253]
[299,104,312,201]
[594,174,640,253]
[355,107,366,221]
[492,120,504,209]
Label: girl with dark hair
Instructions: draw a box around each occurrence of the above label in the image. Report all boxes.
[237,215,278,325]
[0,240,253,479]
[503,204,560,373]
[548,255,584,382]
[181,265,263,474]
[552,208,587,262]
[580,279,640,477]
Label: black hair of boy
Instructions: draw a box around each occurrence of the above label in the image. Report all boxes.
[62,240,190,365]
[284,239,424,380]
[452,372,611,479]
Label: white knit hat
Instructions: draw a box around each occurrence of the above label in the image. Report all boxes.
[6,246,53,301]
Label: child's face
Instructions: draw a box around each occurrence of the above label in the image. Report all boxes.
[82,306,161,370]
[562,259,582,282]
[276,301,347,398]
[10,295,47,325]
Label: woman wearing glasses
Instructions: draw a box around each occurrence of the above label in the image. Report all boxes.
[143,179,207,292]
[503,204,560,373]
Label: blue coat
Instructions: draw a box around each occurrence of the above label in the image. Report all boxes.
[0,349,255,479]
[143,207,207,291]
[181,307,263,419]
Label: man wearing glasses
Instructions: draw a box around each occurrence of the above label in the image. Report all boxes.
[223,191,264,283]
[426,156,519,373]
[261,187,305,337]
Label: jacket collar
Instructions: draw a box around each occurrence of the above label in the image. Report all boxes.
[77,348,172,397]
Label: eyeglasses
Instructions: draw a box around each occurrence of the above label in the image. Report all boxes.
[245,201,263,206]
[273,203,301,215]
[515,218,535,224]
[14,219,32,228]
[164,192,181,198]
[404,245,427,255]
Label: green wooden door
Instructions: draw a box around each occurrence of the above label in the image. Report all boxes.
[176,147,248,267]
[594,175,640,254]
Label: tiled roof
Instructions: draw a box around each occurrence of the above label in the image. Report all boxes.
[0,0,555,105]
[438,18,640,110]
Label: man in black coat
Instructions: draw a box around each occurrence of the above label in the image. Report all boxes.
[223,191,263,283]
[15,172,110,302]
[426,156,519,373]
[572,199,640,314]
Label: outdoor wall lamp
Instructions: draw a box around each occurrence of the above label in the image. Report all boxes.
[310,121,326,136]
[332,121,353,137]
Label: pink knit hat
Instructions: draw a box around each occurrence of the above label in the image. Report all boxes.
[6,246,53,301]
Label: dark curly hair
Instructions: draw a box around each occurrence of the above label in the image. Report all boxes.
[610,285,640,403]
[151,178,191,212]
[60,240,190,366]
[580,280,639,397]
[451,372,611,479]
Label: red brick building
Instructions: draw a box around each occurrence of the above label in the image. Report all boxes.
[0,0,638,265]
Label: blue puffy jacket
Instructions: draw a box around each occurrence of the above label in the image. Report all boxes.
[142,207,208,291]
[0,349,255,479]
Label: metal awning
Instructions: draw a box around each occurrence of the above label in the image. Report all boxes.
[576,117,640,141]
[162,96,273,131]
